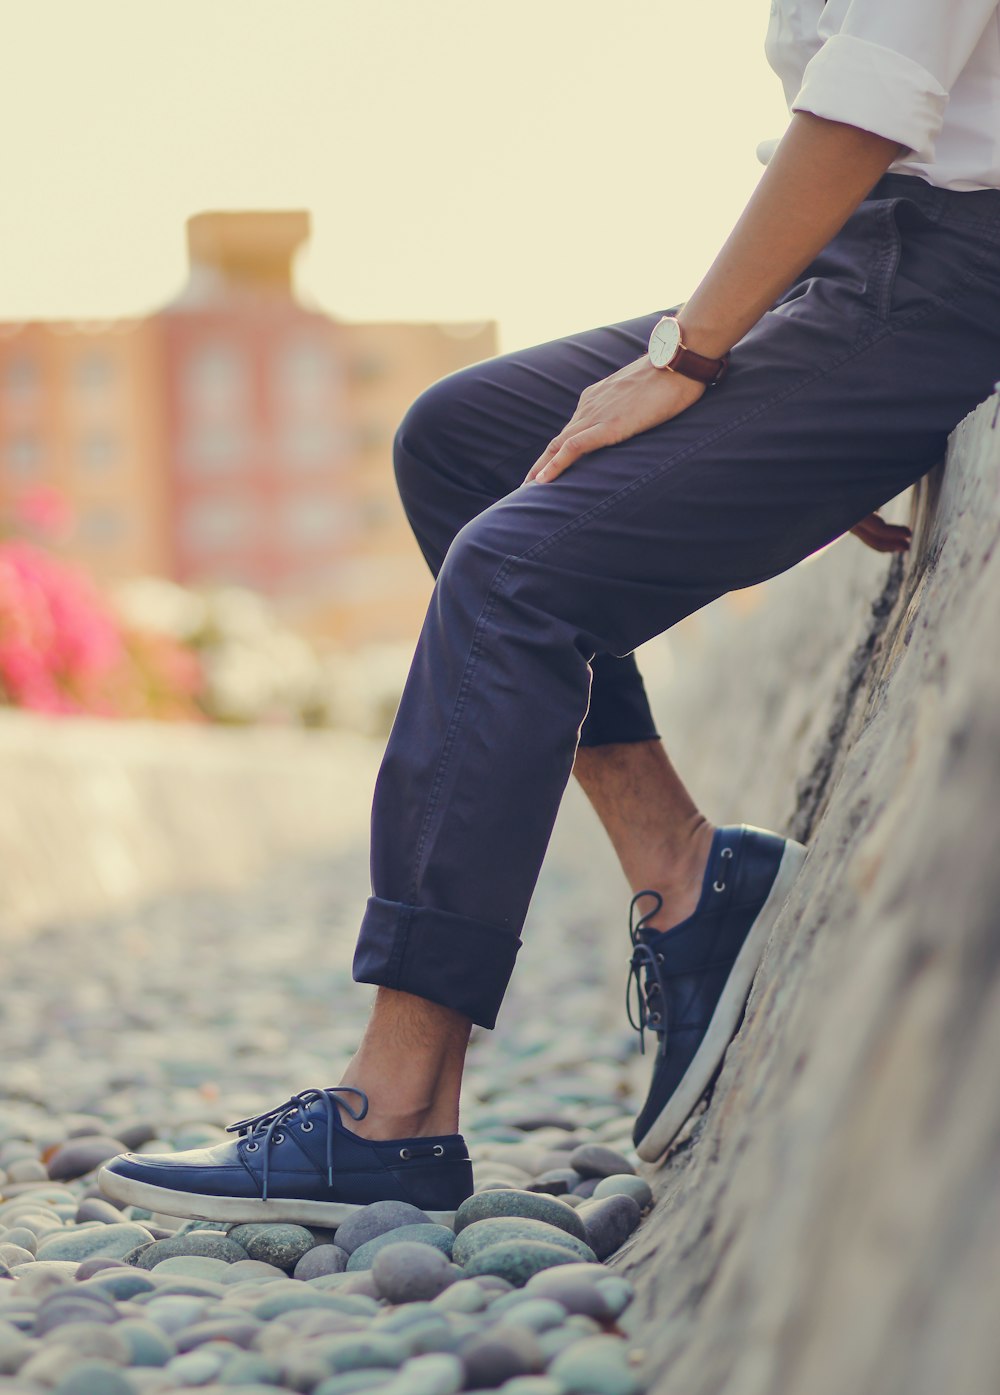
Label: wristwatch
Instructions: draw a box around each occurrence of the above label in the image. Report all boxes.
[647,315,729,386]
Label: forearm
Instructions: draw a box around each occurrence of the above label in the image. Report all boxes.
[678,111,905,359]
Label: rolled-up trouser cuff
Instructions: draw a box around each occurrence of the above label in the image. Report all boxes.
[353,895,522,1030]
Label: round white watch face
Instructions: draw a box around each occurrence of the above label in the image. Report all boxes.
[648,316,682,369]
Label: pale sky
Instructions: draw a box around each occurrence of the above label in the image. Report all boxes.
[0,0,789,354]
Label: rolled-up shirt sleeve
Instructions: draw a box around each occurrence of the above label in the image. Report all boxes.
[790,0,1000,162]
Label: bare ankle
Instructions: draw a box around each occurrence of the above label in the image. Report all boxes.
[635,817,716,933]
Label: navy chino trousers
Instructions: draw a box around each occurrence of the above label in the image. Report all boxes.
[353,171,1000,1029]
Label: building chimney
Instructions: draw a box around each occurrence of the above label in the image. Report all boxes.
[184,210,311,298]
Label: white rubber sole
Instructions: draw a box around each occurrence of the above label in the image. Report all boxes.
[635,837,809,1165]
[96,1167,457,1228]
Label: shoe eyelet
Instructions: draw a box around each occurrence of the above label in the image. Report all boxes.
[713,880,726,892]
[300,1121,314,1132]
[433,1145,445,1157]
[399,1147,412,1160]
[650,1012,661,1023]
[655,953,664,964]
[721,847,734,859]
[273,1134,285,1145]
[245,1141,259,1153]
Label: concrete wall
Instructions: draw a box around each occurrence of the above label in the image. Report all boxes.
[616,391,1000,1395]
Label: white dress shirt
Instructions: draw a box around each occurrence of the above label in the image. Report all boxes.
[757,0,1000,190]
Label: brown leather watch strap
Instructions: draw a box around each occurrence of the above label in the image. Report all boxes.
[669,343,730,386]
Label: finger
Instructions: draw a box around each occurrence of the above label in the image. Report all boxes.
[534,423,615,482]
[524,428,578,484]
[851,513,912,551]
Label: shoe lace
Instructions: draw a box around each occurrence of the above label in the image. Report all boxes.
[625,889,669,1057]
[226,1085,368,1202]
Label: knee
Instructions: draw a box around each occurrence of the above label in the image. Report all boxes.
[392,371,471,510]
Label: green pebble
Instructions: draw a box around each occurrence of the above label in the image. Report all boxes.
[548,1336,640,1395]
[314,1371,400,1395]
[228,1223,315,1271]
[454,1192,586,1243]
[485,1296,568,1331]
[52,1360,136,1395]
[453,1219,595,1268]
[35,1223,155,1263]
[347,1224,455,1272]
[590,1176,652,1210]
[115,1318,176,1367]
[462,1242,596,1288]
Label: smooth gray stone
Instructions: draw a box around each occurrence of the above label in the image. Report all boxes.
[35,1291,118,1335]
[39,1319,131,1364]
[506,1117,579,1134]
[378,1352,464,1395]
[526,1171,579,1197]
[0,1245,34,1268]
[163,1345,229,1385]
[37,1222,155,1263]
[45,1138,126,1182]
[151,1256,233,1280]
[332,1201,432,1256]
[251,1288,367,1321]
[293,1244,349,1280]
[75,1256,128,1280]
[0,1322,35,1374]
[458,1326,544,1387]
[219,1259,287,1284]
[452,1220,594,1268]
[566,1146,635,1181]
[524,1266,633,1320]
[215,1350,284,1385]
[1,1228,37,1255]
[175,1318,261,1352]
[462,1243,593,1288]
[310,1330,410,1373]
[590,1176,652,1210]
[229,1223,315,1272]
[314,1371,401,1395]
[576,1195,642,1261]
[484,1296,568,1332]
[428,1281,490,1314]
[10,1260,79,1281]
[114,1122,161,1151]
[499,1379,563,1395]
[347,1224,455,1272]
[453,1192,586,1243]
[129,1233,248,1270]
[78,1271,157,1302]
[115,1318,177,1367]
[52,1359,137,1395]
[141,1277,224,1300]
[141,1295,213,1334]
[547,1335,640,1395]
[571,1179,600,1201]
[75,1198,125,1226]
[372,1242,454,1304]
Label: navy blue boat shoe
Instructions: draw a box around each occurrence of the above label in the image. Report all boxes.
[98,1086,473,1225]
[627,823,808,1163]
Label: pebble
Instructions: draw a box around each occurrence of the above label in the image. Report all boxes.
[527,1170,580,1197]
[1,1227,38,1254]
[576,1195,642,1261]
[294,1243,350,1280]
[347,1224,456,1271]
[453,1220,596,1268]
[372,1242,455,1303]
[548,1335,641,1395]
[228,1222,315,1271]
[459,1325,544,1386]
[52,1359,138,1395]
[115,1319,177,1367]
[454,1192,586,1242]
[566,1145,635,1181]
[46,1137,128,1181]
[75,1198,127,1225]
[333,1202,433,1256]
[591,1176,653,1210]
[462,1243,594,1288]
[36,1222,155,1263]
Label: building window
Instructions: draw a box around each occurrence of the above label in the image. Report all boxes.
[274,338,335,410]
[79,505,126,547]
[4,435,43,476]
[279,420,339,470]
[281,495,348,546]
[75,351,114,396]
[3,357,39,401]
[183,342,247,414]
[182,499,254,551]
[185,422,248,473]
[79,431,118,472]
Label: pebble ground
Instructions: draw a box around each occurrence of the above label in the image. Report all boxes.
[0,845,656,1395]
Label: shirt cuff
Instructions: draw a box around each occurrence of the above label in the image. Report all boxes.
[790,32,949,163]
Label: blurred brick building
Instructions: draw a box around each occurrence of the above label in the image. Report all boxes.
[0,211,497,644]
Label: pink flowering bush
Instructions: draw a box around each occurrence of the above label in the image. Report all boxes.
[0,488,204,720]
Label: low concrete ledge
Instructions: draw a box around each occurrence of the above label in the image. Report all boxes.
[0,717,381,935]
[620,392,1000,1395]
